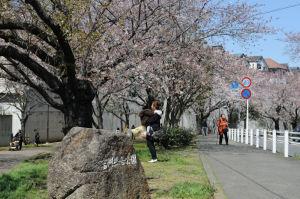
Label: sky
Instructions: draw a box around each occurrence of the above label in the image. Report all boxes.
[223,0,300,67]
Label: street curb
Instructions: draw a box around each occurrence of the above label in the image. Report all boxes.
[197,137,228,199]
[200,152,228,199]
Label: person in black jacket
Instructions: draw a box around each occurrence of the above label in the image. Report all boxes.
[145,101,163,163]
[34,129,40,147]
[16,130,23,150]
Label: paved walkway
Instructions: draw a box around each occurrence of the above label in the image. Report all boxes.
[0,147,55,174]
[199,135,300,199]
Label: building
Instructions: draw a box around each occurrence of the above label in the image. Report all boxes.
[290,67,300,74]
[233,54,269,70]
[246,56,269,71]
[264,58,289,73]
[0,77,64,146]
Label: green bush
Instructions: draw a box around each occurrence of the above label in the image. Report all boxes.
[158,126,195,148]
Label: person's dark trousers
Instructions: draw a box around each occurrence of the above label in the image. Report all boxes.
[219,133,228,145]
[36,140,39,147]
[202,127,207,136]
[19,141,23,150]
[224,132,228,145]
[219,133,223,145]
[146,136,157,160]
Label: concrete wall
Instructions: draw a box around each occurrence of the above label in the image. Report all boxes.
[0,103,21,135]
[0,115,12,146]
[25,105,64,143]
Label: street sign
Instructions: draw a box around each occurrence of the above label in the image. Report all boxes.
[231,81,239,93]
[241,77,252,88]
[241,89,251,99]
[231,81,239,89]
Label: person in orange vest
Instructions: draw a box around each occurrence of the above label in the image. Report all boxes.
[216,114,229,145]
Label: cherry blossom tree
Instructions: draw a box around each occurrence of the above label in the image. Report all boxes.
[281,73,300,129]
[0,0,272,134]
[284,32,300,61]
[251,72,291,130]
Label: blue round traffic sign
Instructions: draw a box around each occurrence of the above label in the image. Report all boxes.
[241,89,251,99]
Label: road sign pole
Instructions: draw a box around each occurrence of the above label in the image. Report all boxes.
[246,99,249,139]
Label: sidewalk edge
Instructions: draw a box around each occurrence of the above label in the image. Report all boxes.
[200,151,228,199]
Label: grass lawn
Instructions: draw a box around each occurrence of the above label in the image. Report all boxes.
[0,151,54,199]
[293,155,300,160]
[135,141,214,198]
[0,141,214,199]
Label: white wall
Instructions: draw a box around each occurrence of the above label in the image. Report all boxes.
[0,103,21,136]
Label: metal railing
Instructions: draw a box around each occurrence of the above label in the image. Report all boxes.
[229,128,300,157]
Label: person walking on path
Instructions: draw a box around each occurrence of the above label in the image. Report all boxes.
[146,101,162,163]
[34,129,40,147]
[216,114,229,145]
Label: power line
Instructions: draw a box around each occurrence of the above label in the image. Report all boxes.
[253,2,300,17]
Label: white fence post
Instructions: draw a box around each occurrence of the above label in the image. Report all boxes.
[263,129,267,150]
[272,130,276,153]
[232,129,234,140]
[241,129,244,143]
[284,130,289,158]
[250,129,253,146]
[256,129,259,148]
[245,129,249,144]
[234,129,237,142]
[237,129,240,142]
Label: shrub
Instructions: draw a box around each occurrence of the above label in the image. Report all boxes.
[158,126,195,148]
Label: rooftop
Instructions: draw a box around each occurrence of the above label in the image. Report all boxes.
[264,58,288,70]
[246,56,264,62]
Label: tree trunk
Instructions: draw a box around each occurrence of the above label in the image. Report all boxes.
[21,119,26,137]
[283,122,289,130]
[169,109,179,127]
[95,98,104,129]
[273,118,280,130]
[61,80,95,135]
[123,102,130,128]
[196,115,203,135]
[291,120,297,130]
[120,112,124,132]
[291,108,299,130]
[163,97,171,126]
[63,101,94,135]
[97,115,104,129]
[145,88,155,109]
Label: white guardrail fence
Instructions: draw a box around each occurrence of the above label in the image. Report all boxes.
[229,128,300,157]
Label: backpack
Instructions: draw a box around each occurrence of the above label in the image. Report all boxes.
[151,128,164,140]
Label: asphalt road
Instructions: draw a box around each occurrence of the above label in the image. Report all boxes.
[199,135,300,199]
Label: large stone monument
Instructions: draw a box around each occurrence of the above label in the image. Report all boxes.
[48,127,150,199]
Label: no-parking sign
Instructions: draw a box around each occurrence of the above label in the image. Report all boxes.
[241,89,251,99]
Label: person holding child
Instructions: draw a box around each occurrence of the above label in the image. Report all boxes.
[145,101,162,163]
